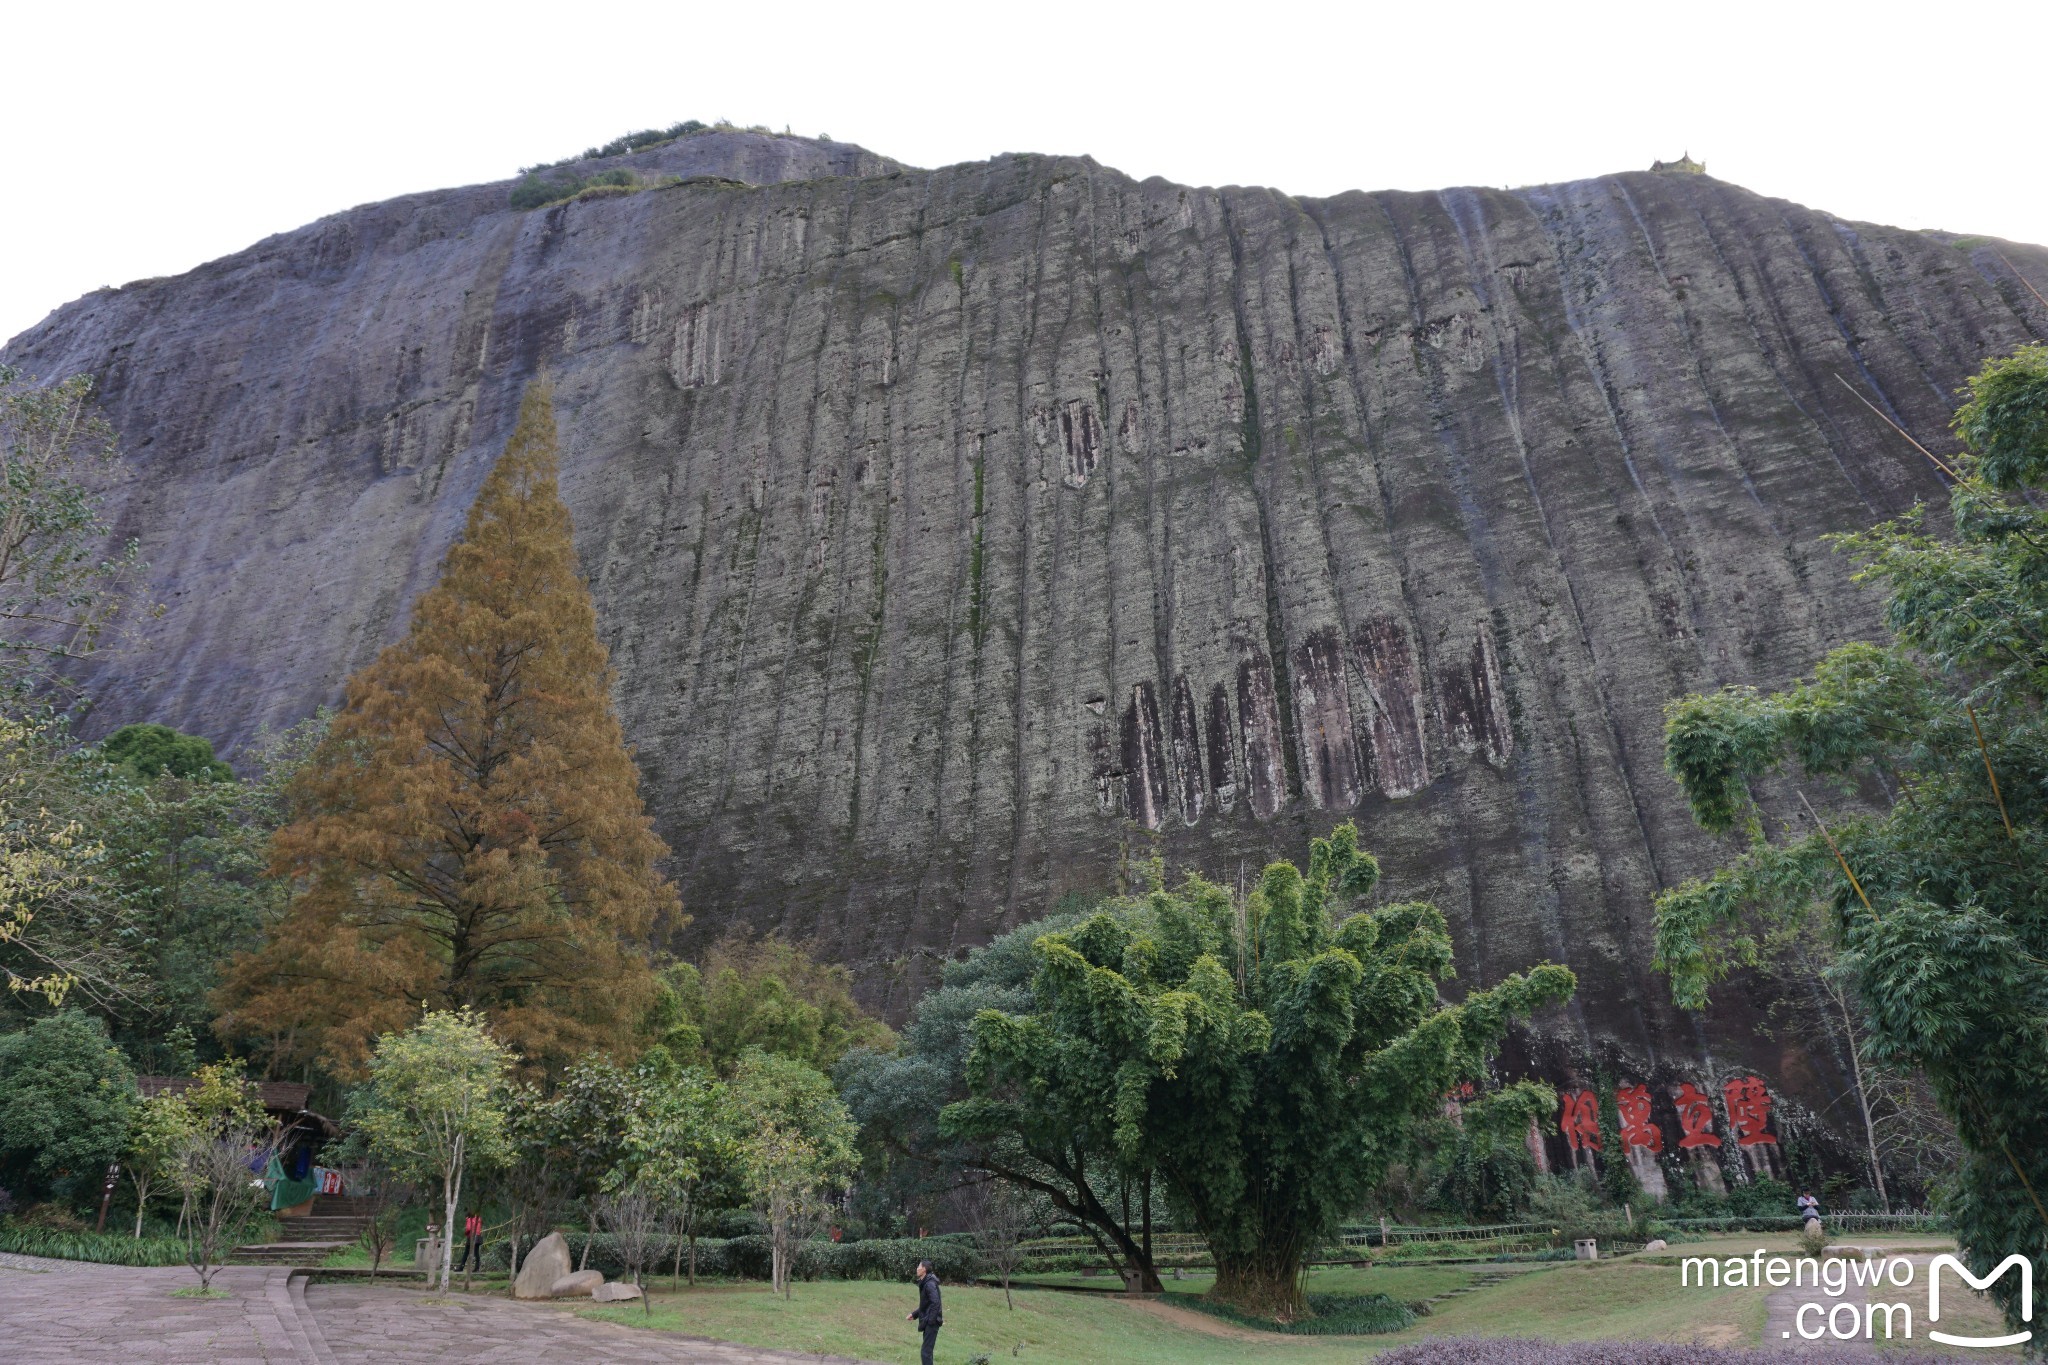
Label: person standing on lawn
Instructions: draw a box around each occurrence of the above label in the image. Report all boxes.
[906,1259,943,1364]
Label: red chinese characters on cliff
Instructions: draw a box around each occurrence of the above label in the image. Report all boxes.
[1554,1078,1780,1153]
[1723,1076,1779,1147]
[1558,1089,1601,1151]
[1673,1083,1721,1149]
[1615,1084,1663,1153]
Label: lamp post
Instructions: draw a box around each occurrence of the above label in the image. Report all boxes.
[94,1162,121,1233]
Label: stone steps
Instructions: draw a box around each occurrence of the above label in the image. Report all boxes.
[234,1240,354,1264]
[278,1217,374,1237]
[1413,1270,1514,1314]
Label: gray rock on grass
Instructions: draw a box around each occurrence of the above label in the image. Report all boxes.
[513,1232,571,1300]
[550,1269,605,1298]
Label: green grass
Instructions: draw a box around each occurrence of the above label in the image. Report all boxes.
[1179,1292,1413,1335]
[587,1280,1379,1363]
[170,1285,229,1299]
[1406,1257,1765,1347]
[584,1246,1866,1361]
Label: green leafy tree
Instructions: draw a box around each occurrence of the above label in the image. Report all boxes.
[123,1090,193,1237]
[549,1054,645,1270]
[0,365,146,695]
[100,724,232,782]
[0,1009,134,1207]
[838,903,1124,1250]
[645,933,894,1076]
[0,714,313,1046]
[350,1008,515,1291]
[1653,343,2048,1336]
[497,1082,573,1285]
[108,721,315,1058]
[1428,1080,1556,1223]
[949,824,1575,1319]
[732,1051,858,1295]
[158,1060,266,1285]
[0,714,118,1009]
[619,1063,741,1285]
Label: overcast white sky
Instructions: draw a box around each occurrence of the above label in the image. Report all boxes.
[4,0,2044,346]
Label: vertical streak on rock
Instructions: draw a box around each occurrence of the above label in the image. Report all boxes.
[1206,682,1238,814]
[1089,720,1118,816]
[1219,193,1302,806]
[1352,616,1429,797]
[1288,625,1364,809]
[1058,397,1102,488]
[1236,651,1286,820]
[1469,625,1514,768]
[1121,680,1167,831]
[1168,673,1206,825]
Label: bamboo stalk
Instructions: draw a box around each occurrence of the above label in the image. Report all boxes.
[1967,704,2017,841]
[1998,1131,2048,1233]
[1798,792,1880,920]
[1832,374,1958,480]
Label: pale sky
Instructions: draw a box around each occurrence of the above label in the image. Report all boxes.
[5,0,2043,347]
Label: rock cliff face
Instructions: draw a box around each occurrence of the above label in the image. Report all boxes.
[8,131,2046,1082]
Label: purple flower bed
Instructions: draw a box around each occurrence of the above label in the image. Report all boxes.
[1378,1341,1957,1365]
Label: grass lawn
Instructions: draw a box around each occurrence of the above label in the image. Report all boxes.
[587,1280,1382,1363]
[1404,1257,1765,1348]
[573,1232,2026,1363]
[586,1246,1870,1361]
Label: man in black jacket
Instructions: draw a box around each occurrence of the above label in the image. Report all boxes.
[906,1259,943,1364]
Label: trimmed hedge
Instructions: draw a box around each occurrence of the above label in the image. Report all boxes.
[491,1231,983,1283]
[0,1222,190,1266]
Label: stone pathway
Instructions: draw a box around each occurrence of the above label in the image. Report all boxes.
[1758,1248,1925,1352]
[307,1283,880,1362]
[0,1255,878,1363]
[0,1257,309,1363]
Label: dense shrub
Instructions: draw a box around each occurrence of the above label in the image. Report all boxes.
[0,1222,189,1266]
[705,1208,765,1238]
[508,167,649,211]
[102,723,233,781]
[0,1011,135,1207]
[521,120,710,174]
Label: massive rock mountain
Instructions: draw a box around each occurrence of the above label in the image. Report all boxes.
[8,130,2046,1093]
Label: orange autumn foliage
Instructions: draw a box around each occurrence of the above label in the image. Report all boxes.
[218,381,680,1077]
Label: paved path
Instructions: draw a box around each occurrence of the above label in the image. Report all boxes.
[0,1257,310,1363]
[307,1283,878,1362]
[0,1255,878,1363]
[1758,1248,1928,1352]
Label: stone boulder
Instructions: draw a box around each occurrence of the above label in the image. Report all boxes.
[1643,1239,1668,1253]
[513,1232,571,1300]
[591,1281,643,1302]
[550,1269,605,1298]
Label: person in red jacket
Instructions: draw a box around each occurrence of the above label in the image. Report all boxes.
[457,1210,484,1273]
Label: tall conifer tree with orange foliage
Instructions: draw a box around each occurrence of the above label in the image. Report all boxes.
[220,381,679,1076]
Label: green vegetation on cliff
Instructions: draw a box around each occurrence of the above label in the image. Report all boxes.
[1656,343,2048,1338]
